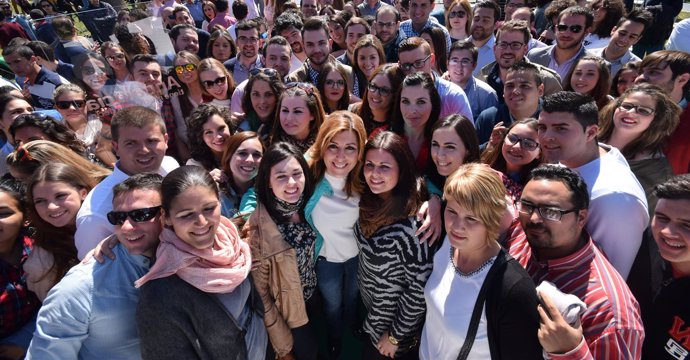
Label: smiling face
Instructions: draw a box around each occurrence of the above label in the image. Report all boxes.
[174,58,198,85]
[409,0,433,27]
[346,24,367,55]
[104,47,127,72]
[357,46,380,79]
[447,49,474,85]
[501,123,540,172]
[202,114,231,156]
[55,90,87,124]
[1,99,33,133]
[617,69,638,96]
[324,70,346,104]
[612,91,656,138]
[400,84,432,131]
[200,68,229,100]
[570,60,599,95]
[280,26,304,55]
[32,181,86,228]
[237,28,260,60]
[495,30,528,69]
[229,138,263,187]
[608,20,644,53]
[431,127,467,176]
[211,36,234,62]
[329,21,345,45]
[270,156,305,203]
[113,124,168,175]
[555,13,589,50]
[279,95,313,140]
[444,198,488,251]
[504,70,543,113]
[368,74,394,112]
[363,148,399,196]
[652,198,690,269]
[323,130,359,178]
[164,185,220,249]
[250,79,278,121]
[113,189,162,257]
[81,58,108,92]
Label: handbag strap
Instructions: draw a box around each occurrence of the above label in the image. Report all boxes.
[456,249,508,360]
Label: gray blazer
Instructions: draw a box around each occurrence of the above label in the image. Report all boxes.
[526,45,596,83]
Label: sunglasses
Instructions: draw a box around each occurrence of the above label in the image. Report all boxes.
[106,53,126,61]
[250,68,279,79]
[618,102,655,116]
[555,24,584,33]
[82,66,106,76]
[202,76,227,89]
[55,100,86,109]
[285,82,315,96]
[14,145,34,162]
[106,206,162,226]
[448,10,466,18]
[505,133,539,151]
[175,63,197,74]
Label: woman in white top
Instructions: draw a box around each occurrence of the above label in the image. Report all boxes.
[199,58,235,108]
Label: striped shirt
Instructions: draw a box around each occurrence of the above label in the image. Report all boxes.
[399,19,452,54]
[508,227,645,360]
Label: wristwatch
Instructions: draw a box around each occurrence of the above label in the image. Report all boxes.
[388,334,400,346]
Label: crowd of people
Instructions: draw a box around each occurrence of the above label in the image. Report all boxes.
[0,0,689,358]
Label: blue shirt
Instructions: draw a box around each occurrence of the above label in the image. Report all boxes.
[26,243,152,360]
[185,0,205,22]
[399,18,452,53]
[463,76,499,121]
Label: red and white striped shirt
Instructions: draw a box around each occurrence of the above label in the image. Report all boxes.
[508,227,645,360]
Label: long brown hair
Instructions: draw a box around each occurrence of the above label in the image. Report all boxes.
[221,131,265,196]
[198,58,236,100]
[356,63,405,134]
[358,131,426,238]
[481,118,542,185]
[564,55,611,109]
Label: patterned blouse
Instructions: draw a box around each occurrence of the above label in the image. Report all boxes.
[277,222,317,301]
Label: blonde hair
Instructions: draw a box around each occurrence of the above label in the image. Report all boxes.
[7,140,111,181]
[444,163,507,245]
[308,111,367,197]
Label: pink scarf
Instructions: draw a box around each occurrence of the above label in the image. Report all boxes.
[135,216,251,293]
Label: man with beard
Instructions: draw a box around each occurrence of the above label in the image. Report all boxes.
[468,0,498,76]
[224,19,263,84]
[478,20,562,103]
[398,0,452,53]
[286,18,354,92]
[173,7,211,58]
[446,40,498,121]
[635,51,690,174]
[591,9,652,77]
[508,165,644,360]
[527,6,595,82]
[274,12,307,72]
[159,24,200,67]
[537,91,648,280]
[375,6,404,63]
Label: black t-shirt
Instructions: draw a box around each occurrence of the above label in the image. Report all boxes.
[643,276,690,360]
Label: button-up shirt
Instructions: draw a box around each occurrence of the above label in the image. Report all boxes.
[508,228,645,360]
[232,55,264,84]
[462,76,499,121]
[592,47,641,78]
[470,35,496,77]
[399,18,452,53]
[548,44,587,81]
[357,0,387,17]
[26,243,153,360]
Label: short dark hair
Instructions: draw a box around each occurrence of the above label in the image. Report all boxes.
[375,5,400,22]
[541,91,598,129]
[273,11,303,35]
[263,35,291,57]
[169,23,197,41]
[654,174,690,201]
[618,8,653,31]
[398,36,431,56]
[236,18,259,35]
[51,16,75,39]
[111,106,166,142]
[345,16,371,35]
[172,6,191,19]
[215,0,229,12]
[544,0,576,22]
[232,0,248,20]
[557,6,594,29]
[528,165,590,210]
[497,20,531,45]
[507,61,543,86]
[302,17,330,38]
[129,54,159,73]
[2,44,33,59]
[113,173,163,202]
[475,0,500,22]
[27,41,55,62]
[450,40,478,63]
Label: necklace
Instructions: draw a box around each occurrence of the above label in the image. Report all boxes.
[449,246,496,278]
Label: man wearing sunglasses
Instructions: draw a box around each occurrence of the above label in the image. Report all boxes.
[508,165,644,360]
[27,173,164,360]
[538,91,648,281]
[526,6,596,82]
[75,106,179,259]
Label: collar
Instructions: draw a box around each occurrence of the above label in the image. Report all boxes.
[463,76,476,92]
[531,234,595,272]
[235,54,263,70]
[550,44,585,65]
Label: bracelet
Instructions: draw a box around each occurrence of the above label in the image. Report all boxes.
[388,334,400,346]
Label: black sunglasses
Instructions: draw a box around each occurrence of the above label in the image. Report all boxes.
[107,206,161,226]
[202,76,227,89]
[250,68,279,79]
[555,24,584,33]
[55,100,86,109]
[285,82,315,96]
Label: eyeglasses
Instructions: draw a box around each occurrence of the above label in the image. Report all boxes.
[517,201,579,222]
[368,83,392,96]
[106,53,126,61]
[202,76,227,89]
[448,58,473,67]
[238,36,260,43]
[555,24,584,33]
[496,41,525,50]
[107,206,162,226]
[325,79,345,88]
[285,82,315,96]
[376,21,396,28]
[399,54,431,72]
[55,100,86,109]
[618,102,655,116]
[82,66,106,76]
[250,68,279,79]
[505,133,539,151]
[174,63,197,74]
[448,10,466,18]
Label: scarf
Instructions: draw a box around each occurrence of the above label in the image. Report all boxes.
[274,193,304,218]
[134,216,251,293]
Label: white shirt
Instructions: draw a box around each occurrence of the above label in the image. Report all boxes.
[666,18,690,53]
[290,53,304,74]
[420,238,492,360]
[312,174,360,262]
[75,156,179,259]
[583,33,610,50]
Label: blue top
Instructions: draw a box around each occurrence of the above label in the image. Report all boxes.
[26,242,152,360]
[463,76,499,122]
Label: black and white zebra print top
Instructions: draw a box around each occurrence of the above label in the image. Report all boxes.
[354,217,434,351]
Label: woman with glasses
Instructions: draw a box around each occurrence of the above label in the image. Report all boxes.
[599,84,681,214]
[317,63,351,114]
[170,51,205,150]
[270,82,326,154]
[481,118,542,201]
[136,166,266,360]
[584,0,626,50]
[53,84,115,167]
[185,104,235,181]
[352,64,405,135]
[24,163,107,301]
[428,114,481,191]
[207,29,238,63]
[352,35,385,99]
[100,42,131,84]
[445,0,472,44]
[420,163,542,360]
[74,53,114,101]
[563,55,612,109]
[198,58,235,108]
[240,68,284,139]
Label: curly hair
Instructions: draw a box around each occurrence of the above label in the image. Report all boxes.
[186,103,237,170]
